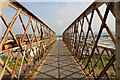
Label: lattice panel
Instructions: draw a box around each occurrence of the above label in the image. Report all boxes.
[0,1,56,79]
[63,2,116,80]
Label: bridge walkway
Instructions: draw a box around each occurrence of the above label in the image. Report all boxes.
[34,39,87,80]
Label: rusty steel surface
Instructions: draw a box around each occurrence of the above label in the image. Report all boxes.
[63,2,116,80]
[0,0,56,80]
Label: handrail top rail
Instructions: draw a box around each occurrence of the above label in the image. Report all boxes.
[5,0,55,34]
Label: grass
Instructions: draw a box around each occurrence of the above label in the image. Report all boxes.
[0,56,26,70]
[80,54,115,74]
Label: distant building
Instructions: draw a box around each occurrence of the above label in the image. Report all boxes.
[16,34,33,39]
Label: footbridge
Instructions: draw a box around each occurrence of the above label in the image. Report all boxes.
[0,0,120,80]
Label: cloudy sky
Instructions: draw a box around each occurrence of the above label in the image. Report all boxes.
[20,2,93,35]
[1,1,115,37]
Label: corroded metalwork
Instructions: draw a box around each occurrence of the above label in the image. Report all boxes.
[0,0,56,79]
[63,2,117,80]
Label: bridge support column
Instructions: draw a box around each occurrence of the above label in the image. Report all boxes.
[116,2,120,80]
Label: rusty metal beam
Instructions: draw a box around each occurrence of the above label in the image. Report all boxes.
[97,54,115,79]
[115,2,120,80]
[8,0,55,34]
[63,1,116,80]
[63,2,105,34]
[0,0,56,79]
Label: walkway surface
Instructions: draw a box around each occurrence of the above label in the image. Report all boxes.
[35,39,87,80]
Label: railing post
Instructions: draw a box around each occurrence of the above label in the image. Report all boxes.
[116,2,120,80]
[0,1,8,52]
[0,1,8,15]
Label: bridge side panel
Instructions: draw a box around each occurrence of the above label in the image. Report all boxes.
[116,2,120,80]
[0,1,56,79]
[63,2,117,80]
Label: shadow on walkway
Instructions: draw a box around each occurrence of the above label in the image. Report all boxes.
[35,39,88,80]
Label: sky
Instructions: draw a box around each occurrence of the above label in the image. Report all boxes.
[0,1,115,37]
[20,2,92,35]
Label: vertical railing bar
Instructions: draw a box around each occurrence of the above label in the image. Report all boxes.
[19,14,32,44]
[74,21,79,56]
[40,24,43,40]
[79,9,95,61]
[31,21,37,42]
[79,20,85,40]
[36,23,41,40]
[31,21,38,42]
[76,16,84,58]
[116,2,120,80]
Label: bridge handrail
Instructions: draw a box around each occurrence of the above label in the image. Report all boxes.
[0,0,56,79]
[63,2,116,80]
